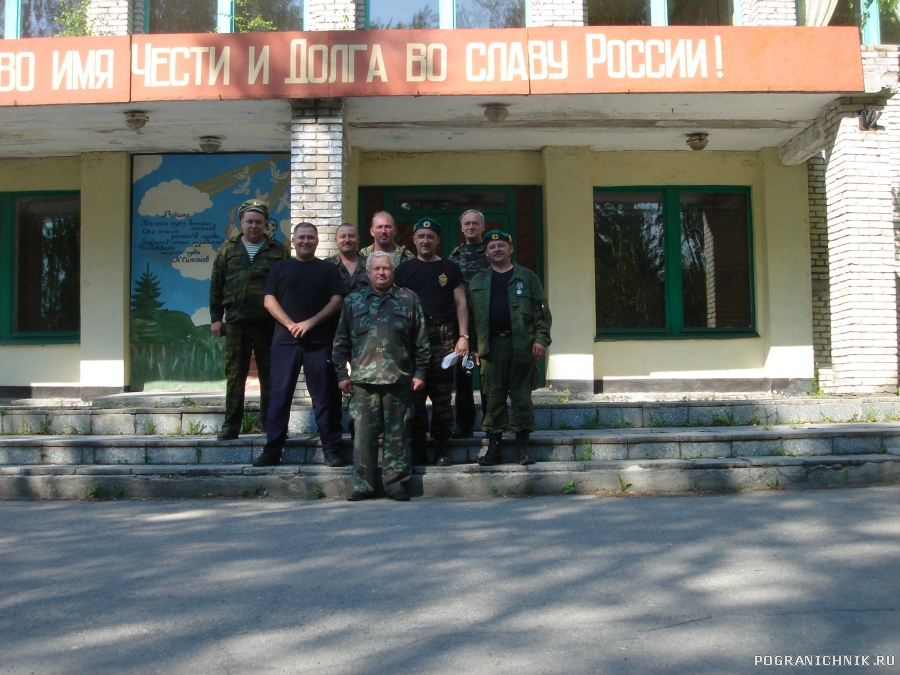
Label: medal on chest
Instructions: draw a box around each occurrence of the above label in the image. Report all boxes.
[439,273,448,287]
[516,282,523,296]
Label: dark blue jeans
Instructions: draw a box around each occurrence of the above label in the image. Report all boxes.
[263,342,342,457]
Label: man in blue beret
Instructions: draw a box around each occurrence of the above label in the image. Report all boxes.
[394,217,470,466]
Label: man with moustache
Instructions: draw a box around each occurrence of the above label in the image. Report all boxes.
[251,222,346,468]
[360,211,415,267]
[394,218,469,466]
[329,222,369,293]
[333,251,430,502]
[210,199,289,441]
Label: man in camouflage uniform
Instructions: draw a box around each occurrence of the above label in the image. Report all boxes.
[448,209,490,438]
[468,230,552,466]
[359,211,415,266]
[333,251,430,502]
[328,223,369,293]
[394,218,470,466]
[209,199,289,440]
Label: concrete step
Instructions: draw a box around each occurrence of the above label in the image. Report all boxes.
[2,423,899,466]
[2,454,899,500]
[2,397,900,437]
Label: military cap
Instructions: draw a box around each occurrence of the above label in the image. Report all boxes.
[484,230,512,244]
[413,217,443,236]
[239,199,269,219]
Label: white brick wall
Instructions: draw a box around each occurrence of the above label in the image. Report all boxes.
[740,0,797,26]
[87,0,131,35]
[291,100,345,260]
[305,0,361,31]
[529,0,586,27]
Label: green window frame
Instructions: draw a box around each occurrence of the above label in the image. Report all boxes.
[594,185,756,341]
[0,191,81,345]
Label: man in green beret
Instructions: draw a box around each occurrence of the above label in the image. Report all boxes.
[394,217,470,466]
[209,199,289,441]
[467,230,552,466]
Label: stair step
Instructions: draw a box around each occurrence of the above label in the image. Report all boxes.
[2,454,898,500]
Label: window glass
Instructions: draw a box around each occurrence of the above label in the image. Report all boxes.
[20,0,62,37]
[392,192,508,211]
[667,0,733,25]
[149,0,217,34]
[588,0,650,25]
[828,0,859,26]
[456,0,524,28]
[368,0,439,28]
[680,192,751,329]
[14,195,80,334]
[879,3,900,43]
[236,0,304,31]
[594,192,666,331]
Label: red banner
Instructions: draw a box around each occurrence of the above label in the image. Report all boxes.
[0,26,864,106]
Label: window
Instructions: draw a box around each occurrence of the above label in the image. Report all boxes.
[456,0,524,28]
[367,0,438,28]
[0,192,80,344]
[668,0,733,25]
[594,187,754,338]
[19,0,61,37]
[146,0,303,34]
[149,0,217,33]
[881,2,900,43]
[588,0,651,25]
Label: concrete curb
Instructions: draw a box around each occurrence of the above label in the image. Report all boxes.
[2,454,898,500]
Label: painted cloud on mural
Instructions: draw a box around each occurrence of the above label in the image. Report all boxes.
[139,179,212,218]
[171,243,215,280]
[133,155,163,182]
[191,307,211,327]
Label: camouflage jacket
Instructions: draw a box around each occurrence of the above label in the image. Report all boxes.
[359,243,416,267]
[328,253,369,293]
[209,232,288,323]
[468,263,552,363]
[333,285,430,386]
[448,241,489,288]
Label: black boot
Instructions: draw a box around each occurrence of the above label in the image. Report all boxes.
[478,432,502,466]
[516,431,536,466]
[434,437,452,466]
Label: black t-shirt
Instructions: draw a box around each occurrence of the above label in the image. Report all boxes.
[394,258,464,317]
[264,257,346,345]
[490,268,513,334]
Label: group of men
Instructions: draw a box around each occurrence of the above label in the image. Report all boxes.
[209,198,552,502]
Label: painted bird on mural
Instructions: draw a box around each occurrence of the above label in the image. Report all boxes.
[233,178,251,195]
[254,188,269,202]
[269,162,287,182]
[225,206,238,240]
[275,191,290,214]
[233,166,251,181]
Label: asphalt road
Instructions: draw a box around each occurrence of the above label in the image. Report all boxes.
[1,488,899,675]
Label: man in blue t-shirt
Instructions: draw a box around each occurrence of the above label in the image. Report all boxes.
[394,218,470,466]
[252,222,346,467]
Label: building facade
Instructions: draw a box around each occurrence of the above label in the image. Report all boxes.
[0,0,897,398]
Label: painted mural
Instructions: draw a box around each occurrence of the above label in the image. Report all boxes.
[130,153,291,391]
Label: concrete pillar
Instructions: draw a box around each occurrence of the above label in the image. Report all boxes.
[86,0,133,35]
[291,99,345,259]
[739,0,797,26]
[822,100,899,394]
[529,0,587,27]
[79,153,131,395]
[542,146,594,393]
[305,0,362,30]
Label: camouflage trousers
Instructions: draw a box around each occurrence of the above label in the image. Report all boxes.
[412,317,457,444]
[480,335,536,434]
[223,318,275,435]
[350,382,413,495]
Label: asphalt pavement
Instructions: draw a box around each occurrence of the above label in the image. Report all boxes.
[1,488,899,674]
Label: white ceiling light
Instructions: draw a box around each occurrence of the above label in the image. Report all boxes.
[124,111,149,130]
[484,104,509,123]
[686,133,709,151]
[199,136,222,153]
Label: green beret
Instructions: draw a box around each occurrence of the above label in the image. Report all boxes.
[239,199,269,219]
[413,217,443,236]
[484,230,512,244]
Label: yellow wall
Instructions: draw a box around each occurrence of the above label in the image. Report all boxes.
[0,154,133,391]
[591,150,813,383]
[0,158,82,387]
[358,151,543,187]
[80,153,132,388]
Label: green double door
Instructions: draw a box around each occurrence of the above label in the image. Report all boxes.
[358,185,545,386]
